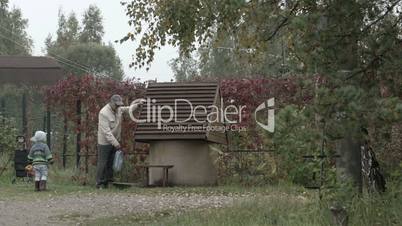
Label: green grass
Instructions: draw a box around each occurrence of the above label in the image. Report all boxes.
[85,183,402,226]
[0,174,305,201]
[0,167,94,200]
[155,197,327,226]
[1,167,401,226]
[84,193,327,226]
[0,181,93,201]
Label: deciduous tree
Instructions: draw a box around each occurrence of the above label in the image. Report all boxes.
[121,0,402,191]
[46,6,123,80]
[80,5,104,43]
[0,0,32,55]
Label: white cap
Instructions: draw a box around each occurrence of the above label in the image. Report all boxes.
[31,131,47,143]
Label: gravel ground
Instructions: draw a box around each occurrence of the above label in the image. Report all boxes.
[0,191,245,226]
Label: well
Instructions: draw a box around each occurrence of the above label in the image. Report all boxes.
[148,140,217,185]
[135,82,227,186]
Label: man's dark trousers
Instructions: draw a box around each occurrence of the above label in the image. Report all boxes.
[96,144,116,186]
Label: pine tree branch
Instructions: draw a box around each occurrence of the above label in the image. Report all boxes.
[345,49,390,81]
[361,0,402,34]
[345,14,402,81]
[264,1,300,41]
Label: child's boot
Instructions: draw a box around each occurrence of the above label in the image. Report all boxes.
[35,181,40,191]
[39,180,47,191]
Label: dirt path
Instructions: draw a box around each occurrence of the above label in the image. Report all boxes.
[0,192,243,226]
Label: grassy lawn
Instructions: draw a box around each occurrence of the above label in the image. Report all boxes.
[85,194,324,226]
[86,190,402,226]
[1,168,401,226]
[0,168,93,201]
[0,166,307,201]
[84,183,402,226]
[0,175,306,201]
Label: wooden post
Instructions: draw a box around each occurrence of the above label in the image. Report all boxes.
[76,100,81,169]
[63,114,68,169]
[46,109,51,148]
[22,93,27,140]
[319,122,326,200]
[85,148,89,173]
[42,113,46,131]
[85,111,89,174]
[0,98,5,124]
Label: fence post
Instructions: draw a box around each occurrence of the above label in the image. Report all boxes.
[46,108,51,148]
[63,114,67,168]
[85,111,89,174]
[22,93,27,140]
[76,100,81,169]
[42,113,46,131]
[1,97,6,124]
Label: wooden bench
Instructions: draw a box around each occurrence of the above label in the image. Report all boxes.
[138,165,174,187]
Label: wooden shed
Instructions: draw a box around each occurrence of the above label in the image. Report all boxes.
[0,56,64,146]
[135,82,228,186]
[0,56,64,85]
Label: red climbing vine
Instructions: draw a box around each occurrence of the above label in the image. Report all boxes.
[44,75,146,167]
[220,77,311,148]
[44,75,310,161]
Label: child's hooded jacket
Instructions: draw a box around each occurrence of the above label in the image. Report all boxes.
[28,131,53,165]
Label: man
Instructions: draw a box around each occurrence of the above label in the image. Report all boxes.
[96,94,143,188]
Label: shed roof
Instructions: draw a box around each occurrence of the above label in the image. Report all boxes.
[135,82,227,144]
[0,56,64,85]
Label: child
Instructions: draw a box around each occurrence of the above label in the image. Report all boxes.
[28,131,53,191]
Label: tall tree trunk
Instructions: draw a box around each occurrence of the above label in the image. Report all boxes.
[336,131,362,191]
[331,0,363,192]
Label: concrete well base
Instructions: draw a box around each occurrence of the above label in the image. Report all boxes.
[148,140,217,186]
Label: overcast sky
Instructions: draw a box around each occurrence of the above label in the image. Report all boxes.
[8,0,178,82]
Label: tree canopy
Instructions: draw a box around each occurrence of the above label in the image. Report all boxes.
[46,5,124,80]
[121,0,402,118]
[169,32,293,81]
[0,0,32,55]
[121,0,402,191]
[80,5,104,43]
